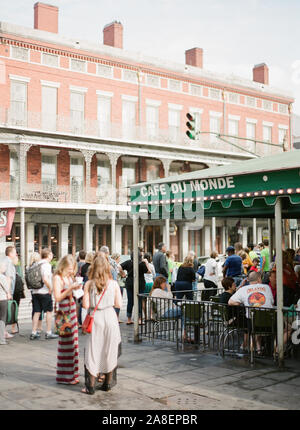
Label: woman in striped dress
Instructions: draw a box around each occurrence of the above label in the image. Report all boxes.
[53,255,82,385]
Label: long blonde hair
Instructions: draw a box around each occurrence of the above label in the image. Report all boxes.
[182,255,194,267]
[55,255,77,279]
[29,252,41,267]
[88,252,112,293]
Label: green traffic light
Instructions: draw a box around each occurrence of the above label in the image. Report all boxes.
[186,130,195,140]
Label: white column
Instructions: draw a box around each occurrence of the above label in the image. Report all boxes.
[115,224,123,254]
[164,219,170,250]
[268,218,272,259]
[26,222,35,266]
[275,198,284,367]
[20,208,25,278]
[257,226,263,244]
[181,225,189,260]
[85,209,90,252]
[88,224,94,253]
[111,211,116,254]
[211,217,216,252]
[221,226,226,254]
[59,223,70,258]
[253,218,257,244]
[204,225,211,256]
[242,226,248,248]
[133,215,139,342]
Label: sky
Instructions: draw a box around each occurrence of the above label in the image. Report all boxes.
[1,0,300,114]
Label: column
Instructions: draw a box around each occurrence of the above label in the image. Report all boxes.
[115,224,123,254]
[181,225,189,260]
[211,217,216,251]
[20,207,25,277]
[221,226,226,254]
[204,225,211,256]
[59,223,70,258]
[268,218,273,259]
[88,224,94,253]
[275,198,284,367]
[106,153,121,255]
[163,219,170,250]
[257,226,263,244]
[81,150,96,201]
[161,158,172,177]
[253,218,257,244]
[242,226,248,248]
[18,141,32,200]
[111,212,116,254]
[26,222,35,266]
[85,210,90,252]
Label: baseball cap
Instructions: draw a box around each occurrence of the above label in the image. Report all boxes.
[226,246,235,253]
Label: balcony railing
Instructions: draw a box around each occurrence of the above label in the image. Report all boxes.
[0,181,130,206]
[0,108,283,157]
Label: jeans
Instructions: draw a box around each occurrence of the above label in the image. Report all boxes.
[174,281,194,301]
[126,286,143,319]
[162,307,182,319]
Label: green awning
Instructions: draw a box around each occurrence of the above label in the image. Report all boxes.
[130,151,300,218]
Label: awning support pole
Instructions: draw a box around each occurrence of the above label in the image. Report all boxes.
[275,198,284,367]
[20,207,25,278]
[212,217,216,251]
[133,214,140,343]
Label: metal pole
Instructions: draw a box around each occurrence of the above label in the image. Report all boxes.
[85,209,90,252]
[133,214,140,343]
[275,198,284,367]
[268,218,272,260]
[165,218,170,250]
[20,207,25,278]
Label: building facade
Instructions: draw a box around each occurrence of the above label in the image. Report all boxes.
[0,3,295,270]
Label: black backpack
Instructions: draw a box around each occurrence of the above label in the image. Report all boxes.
[25,263,43,290]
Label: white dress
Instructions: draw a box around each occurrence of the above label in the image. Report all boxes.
[84,280,122,377]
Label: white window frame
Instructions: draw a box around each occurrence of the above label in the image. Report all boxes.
[42,52,59,68]
[70,58,87,73]
[41,150,59,188]
[97,64,113,78]
[9,75,30,126]
[10,45,29,61]
[41,82,59,132]
[168,79,182,92]
[70,88,86,134]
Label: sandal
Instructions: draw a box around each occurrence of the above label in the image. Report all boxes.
[126,322,134,325]
[70,379,80,385]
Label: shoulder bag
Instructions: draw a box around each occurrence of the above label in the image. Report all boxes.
[82,285,106,334]
[54,278,73,337]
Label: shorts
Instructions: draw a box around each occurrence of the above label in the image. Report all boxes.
[32,293,53,314]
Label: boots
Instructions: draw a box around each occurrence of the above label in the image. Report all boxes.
[100,367,117,391]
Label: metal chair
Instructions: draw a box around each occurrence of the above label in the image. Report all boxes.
[249,308,277,364]
[180,302,206,350]
[150,298,180,348]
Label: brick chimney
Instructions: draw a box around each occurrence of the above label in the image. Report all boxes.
[185,47,203,68]
[103,21,123,49]
[253,63,269,85]
[34,2,58,33]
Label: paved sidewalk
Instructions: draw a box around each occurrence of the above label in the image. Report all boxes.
[1,319,300,410]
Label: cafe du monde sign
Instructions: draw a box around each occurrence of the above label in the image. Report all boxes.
[133,176,236,203]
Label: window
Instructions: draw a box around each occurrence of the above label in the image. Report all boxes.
[97,158,111,187]
[42,85,57,131]
[70,58,86,72]
[246,96,256,107]
[146,160,160,181]
[122,100,136,138]
[263,125,272,155]
[97,64,113,78]
[146,105,159,138]
[262,99,272,111]
[9,151,18,199]
[121,160,136,187]
[246,122,256,152]
[97,96,111,137]
[190,84,202,97]
[209,88,221,100]
[228,92,239,104]
[279,127,287,146]
[146,74,160,87]
[11,46,28,61]
[42,53,59,67]
[70,91,85,133]
[278,103,288,114]
[169,79,181,92]
[10,80,27,126]
[70,157,84,202]
[123,69,138,83]
[168,109,181,141]
[209,115,221,142]
[41,155,57,188]
[228,119,239,137]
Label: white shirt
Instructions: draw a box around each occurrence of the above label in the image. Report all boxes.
[230,283,274,318]
[144,262,155,284]
[150,288,175,317]
[32,261,52,295]
[203,258,218,284]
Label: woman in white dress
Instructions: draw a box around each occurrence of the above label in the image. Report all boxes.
[81,252,122,394]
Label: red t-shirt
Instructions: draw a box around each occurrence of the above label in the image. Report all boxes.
[249,266,258,272]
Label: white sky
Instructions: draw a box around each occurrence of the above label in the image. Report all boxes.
[2,0,300,114]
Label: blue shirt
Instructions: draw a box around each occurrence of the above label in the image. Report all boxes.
[224,255,243,277]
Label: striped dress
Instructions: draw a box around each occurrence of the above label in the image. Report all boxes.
[56,284,79,384]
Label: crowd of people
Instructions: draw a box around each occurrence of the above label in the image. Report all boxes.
[1,239,300,386]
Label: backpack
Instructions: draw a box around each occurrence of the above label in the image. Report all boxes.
[197,265,206,278]
[6,300,19,326]
[25,263,44,290]
[13,273,25,300]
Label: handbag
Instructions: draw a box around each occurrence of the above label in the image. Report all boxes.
[82,286,106,334]
[54,292,73,337]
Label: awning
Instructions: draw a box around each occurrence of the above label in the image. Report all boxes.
[130,151,300,218]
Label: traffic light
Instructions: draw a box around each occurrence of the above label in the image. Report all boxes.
[186,112,195,140]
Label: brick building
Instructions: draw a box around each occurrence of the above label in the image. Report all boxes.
[0,3,295,271]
